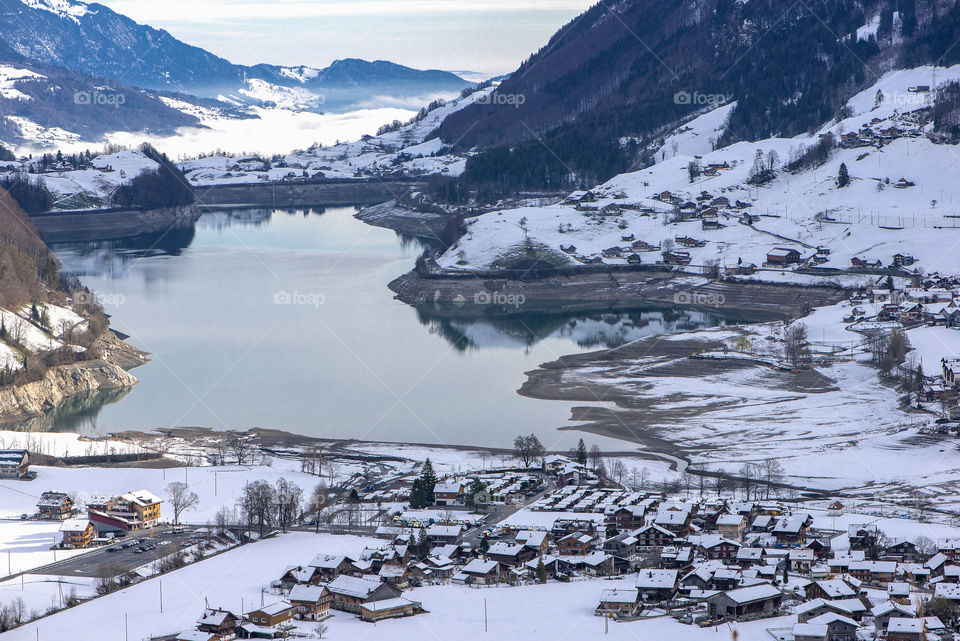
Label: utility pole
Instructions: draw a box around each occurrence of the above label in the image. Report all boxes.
[125,613,128,641]
[215,471,218,496]
[484,598,488,632]
[160,579,163,613]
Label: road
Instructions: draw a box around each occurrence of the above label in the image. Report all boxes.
[23,527,199,579]
[462,474,555,547]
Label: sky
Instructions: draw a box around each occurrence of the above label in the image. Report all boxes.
[96,0,597,77]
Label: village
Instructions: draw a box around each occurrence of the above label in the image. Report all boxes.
[6,432,960,641]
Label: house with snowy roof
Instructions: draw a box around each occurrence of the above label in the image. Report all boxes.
[635,569,679,601]
[288,584,332,620]
[706,583,783,620]
[596,588,640,617]
[196,608,239,636]
[325,575,401,613]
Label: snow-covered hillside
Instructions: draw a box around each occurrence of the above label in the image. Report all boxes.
[439,67,960,281]
[179,86,495,185]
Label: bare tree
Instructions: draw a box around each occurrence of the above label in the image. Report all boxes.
[238,480,276,536]
[513,434,546,468]
[274,478,303,532]
[915,535,937,557]
[589,444,603,470]
[739,463,758,500]
[308,482,329,533]
[783,323,810,368]
[165,481,199,526]
[759,459,785,498]
[214,506,232,535]
[610,460,628,486]
[227,433,251,465]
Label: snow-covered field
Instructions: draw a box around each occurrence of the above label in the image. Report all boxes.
[0,530,782,641]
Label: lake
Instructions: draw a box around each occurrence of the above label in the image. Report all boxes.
[45,206,730,450]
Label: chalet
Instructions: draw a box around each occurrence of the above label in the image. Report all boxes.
[827,501,844,516]
[603,532,639,559]
[621,234,635,242]
[601,246,623,259]
[245,601,296,627]
[702,167,720,177]
[601,203,622,216]
[702,218,720,231]
[884,540,920,563]
[433,482,464,506]
[326,575,401,613]
[872,601,916,632]
[515,530,549,554]
[706,584,782,620]
[59,519,95,549]
[635,569,679,601]
[288,584,332,621]
[772,513,812,543]
[805,578,859,601]
[560,244,577,254]
[766,247,801,266]
[942,359,960,388]
[927,553,950,576]
[751,515,774,532]
[487,542,536,567]
[425,524,463,546]
[676,236,706,248]
[892,253,916,267]
[109,490,163,528]
[887,618,925,641]
[894,178,916,189]
[0,450,29,479]
[716,514,745,541]
[662,250,692,266]
[176,631,218,641]
[596,588,640,617]
[626,253,643,264]
[699,536,741,561]
[796,598,867,623]
[793,612,859,641]
[558,532,598,556]
[636,524,675,548]
[789,548,816,573]
[847,524,880,550]
[735,547,766,568]
[564,190,596,204]
[611,505,646,530]
[277,564,322,588]
[196,608,239,636]
[358,597,424,622]
[631,239,656,251]
[37,492,76,520]
[557,462,586,486]
[309,554,355,582]
[454,559,503,585]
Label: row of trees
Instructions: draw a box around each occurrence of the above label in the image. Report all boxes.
[237,478,306,535]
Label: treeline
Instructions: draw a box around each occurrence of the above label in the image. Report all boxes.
[934,81,960,142]
[110,143,194,209]
[427,129,637,202]
[0,175,52,213]
[0,188,59,307]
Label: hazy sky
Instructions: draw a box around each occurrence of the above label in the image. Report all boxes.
[97,0,596,76]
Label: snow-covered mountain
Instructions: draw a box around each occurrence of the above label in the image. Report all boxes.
[438,66,960,281]
[0,0,469,111]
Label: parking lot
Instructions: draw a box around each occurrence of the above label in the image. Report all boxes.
[29,527,201,578]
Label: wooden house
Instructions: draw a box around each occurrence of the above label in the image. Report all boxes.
[288,585,332,620]
[244,601,296,627]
